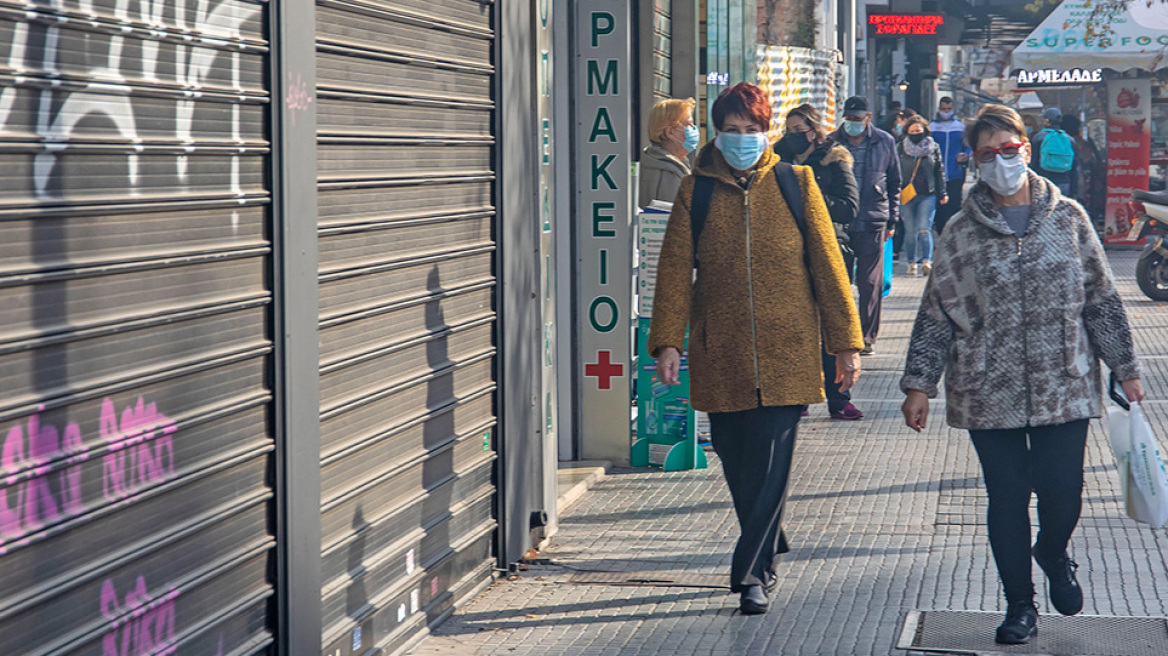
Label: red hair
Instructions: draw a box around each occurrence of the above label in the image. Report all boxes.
[712,82,772,132]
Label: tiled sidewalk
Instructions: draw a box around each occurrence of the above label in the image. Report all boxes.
[411,251,1168,655]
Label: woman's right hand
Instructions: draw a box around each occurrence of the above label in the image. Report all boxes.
[656,347,681,385]
[902,390,929,432]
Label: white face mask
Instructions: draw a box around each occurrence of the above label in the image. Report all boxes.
[978,153,1028,196]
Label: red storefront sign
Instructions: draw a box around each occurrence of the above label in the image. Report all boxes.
[868,15,944,36]
[1104,79,1152,244]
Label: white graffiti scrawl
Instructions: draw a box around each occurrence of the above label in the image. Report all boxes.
[0,1,263,201]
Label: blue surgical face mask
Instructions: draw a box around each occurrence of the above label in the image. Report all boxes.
[894,124,904,136]
[844,119,866,137]
[715,132,770,170]
[682,125,700,153]
[938,110,955,121]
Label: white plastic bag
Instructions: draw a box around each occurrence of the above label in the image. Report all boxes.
[1106,401,1168,528]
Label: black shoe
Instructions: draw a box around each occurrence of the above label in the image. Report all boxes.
[740,585,769,615]
[765,570,778,593]
[860,344,875,356]
[1033,545,1084,616]
[995,600,1038,645]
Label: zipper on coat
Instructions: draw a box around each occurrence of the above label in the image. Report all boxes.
[1017,235,1032,422]
[744,185,763,393]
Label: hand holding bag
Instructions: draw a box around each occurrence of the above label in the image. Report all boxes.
[1106,374,1168,528]
[899,156,922,205]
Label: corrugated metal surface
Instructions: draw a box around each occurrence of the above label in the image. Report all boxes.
[653,0,673,102]
[0,1,274,654]
[758,45,840,141]
[315,0,498,654]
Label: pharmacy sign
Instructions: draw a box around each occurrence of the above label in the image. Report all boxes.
[575,1,632,462]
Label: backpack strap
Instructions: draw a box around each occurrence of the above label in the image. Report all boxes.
[773,161,806,235]
[773,162,817,300]
[689,175,715,268]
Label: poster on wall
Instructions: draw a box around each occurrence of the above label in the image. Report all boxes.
[1105,78,1152,244]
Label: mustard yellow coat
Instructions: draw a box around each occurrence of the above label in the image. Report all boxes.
[647,143,865,413]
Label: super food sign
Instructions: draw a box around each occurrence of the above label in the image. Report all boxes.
[575,2,633,462]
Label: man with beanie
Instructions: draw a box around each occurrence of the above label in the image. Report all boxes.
[1032,107,1078,197]
[829,96,901,355]
[929,97,971,234]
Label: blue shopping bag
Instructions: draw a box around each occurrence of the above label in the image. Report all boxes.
[882,237,893,297]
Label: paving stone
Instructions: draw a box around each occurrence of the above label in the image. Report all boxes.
[409,252,1168,656]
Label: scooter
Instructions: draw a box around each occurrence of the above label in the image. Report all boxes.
[1127,189,1168,301]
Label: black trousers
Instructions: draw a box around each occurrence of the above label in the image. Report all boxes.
[709,404,801,592]
[970,420,1090,603]
[821,347,850,412]
[934,178,965,234]
[848,229,885,346]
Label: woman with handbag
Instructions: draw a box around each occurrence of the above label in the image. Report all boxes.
[901,104,1145,645]
[775,103,863,420]
[897,116,946,275]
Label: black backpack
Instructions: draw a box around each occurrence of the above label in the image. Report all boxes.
[689,161,806,269]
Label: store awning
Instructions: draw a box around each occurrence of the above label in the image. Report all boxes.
[1011,0,1168,73]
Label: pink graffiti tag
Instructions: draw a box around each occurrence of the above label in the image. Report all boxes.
[100,398,177,501]
[100,576,178,656]
[0,409,86,541]
[285,72,313,125]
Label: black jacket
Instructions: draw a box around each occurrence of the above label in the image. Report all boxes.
[897,138,946,200]
[774,138,859,232]
[828,124,901,231]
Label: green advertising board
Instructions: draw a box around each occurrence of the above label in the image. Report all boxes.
[631,318,707,471]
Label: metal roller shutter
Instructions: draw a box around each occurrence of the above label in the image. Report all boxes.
[654,0,673,102]
[0,1,274,654]
[314,1,498,654]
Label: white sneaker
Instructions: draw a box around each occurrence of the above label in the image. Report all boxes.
[921,261,932,276]
[907,263,918,276]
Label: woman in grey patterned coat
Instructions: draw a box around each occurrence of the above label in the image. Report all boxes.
[899,105,1145,646]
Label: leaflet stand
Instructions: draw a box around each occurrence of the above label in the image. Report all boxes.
[630,201,708,471]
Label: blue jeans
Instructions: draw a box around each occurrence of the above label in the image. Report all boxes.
[903,195,936,263]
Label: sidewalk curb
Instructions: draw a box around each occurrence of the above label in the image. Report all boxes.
[556,460,612,514]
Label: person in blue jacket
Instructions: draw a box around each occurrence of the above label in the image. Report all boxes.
[929,97,971,234]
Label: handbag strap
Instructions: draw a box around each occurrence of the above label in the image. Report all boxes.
[908,155,922,186]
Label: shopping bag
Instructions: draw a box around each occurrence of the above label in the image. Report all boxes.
[1106,377,1168,528]
[882,236,893,298]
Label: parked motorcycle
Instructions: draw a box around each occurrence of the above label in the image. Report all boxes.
[1128,189,1168,300]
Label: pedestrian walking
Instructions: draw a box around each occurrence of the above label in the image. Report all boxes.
[900,104,1145,646]
[1058,114,1096,208]
[897,115,946,276]
[649,83,864,615]
[889,109,918,262]
[1030,107,1078,198]
[829,96,901,355]
[639,97,699,207]
[775,103,863,420]
[929,97,971,234]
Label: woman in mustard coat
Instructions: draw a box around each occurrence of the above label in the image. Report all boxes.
[649,83,864,615]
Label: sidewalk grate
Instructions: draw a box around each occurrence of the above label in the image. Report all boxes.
[569,570,728,589]
[897,609,1168,655]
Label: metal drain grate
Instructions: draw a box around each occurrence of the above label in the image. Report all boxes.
[897,610,1168,656]
[570,570,728,589]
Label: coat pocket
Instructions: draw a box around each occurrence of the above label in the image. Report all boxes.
[947,335,986,392]
[1063,314,1092,377]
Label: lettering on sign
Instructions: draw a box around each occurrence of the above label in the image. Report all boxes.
[868,14,944,36]
[1015,68,1103,87]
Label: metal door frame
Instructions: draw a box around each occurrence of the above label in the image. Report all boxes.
[270,1,323,654]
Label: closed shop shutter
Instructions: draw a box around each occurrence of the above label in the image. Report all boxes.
[0,2,274,655]
[654,0,673,102]
[314,1,498,654]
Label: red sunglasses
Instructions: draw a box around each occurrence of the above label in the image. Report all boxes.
[972,142,1025,164]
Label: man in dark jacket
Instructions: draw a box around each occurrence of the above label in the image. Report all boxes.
[829,96,901,354]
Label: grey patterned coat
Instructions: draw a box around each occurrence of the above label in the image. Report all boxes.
[900,172,1140,430]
